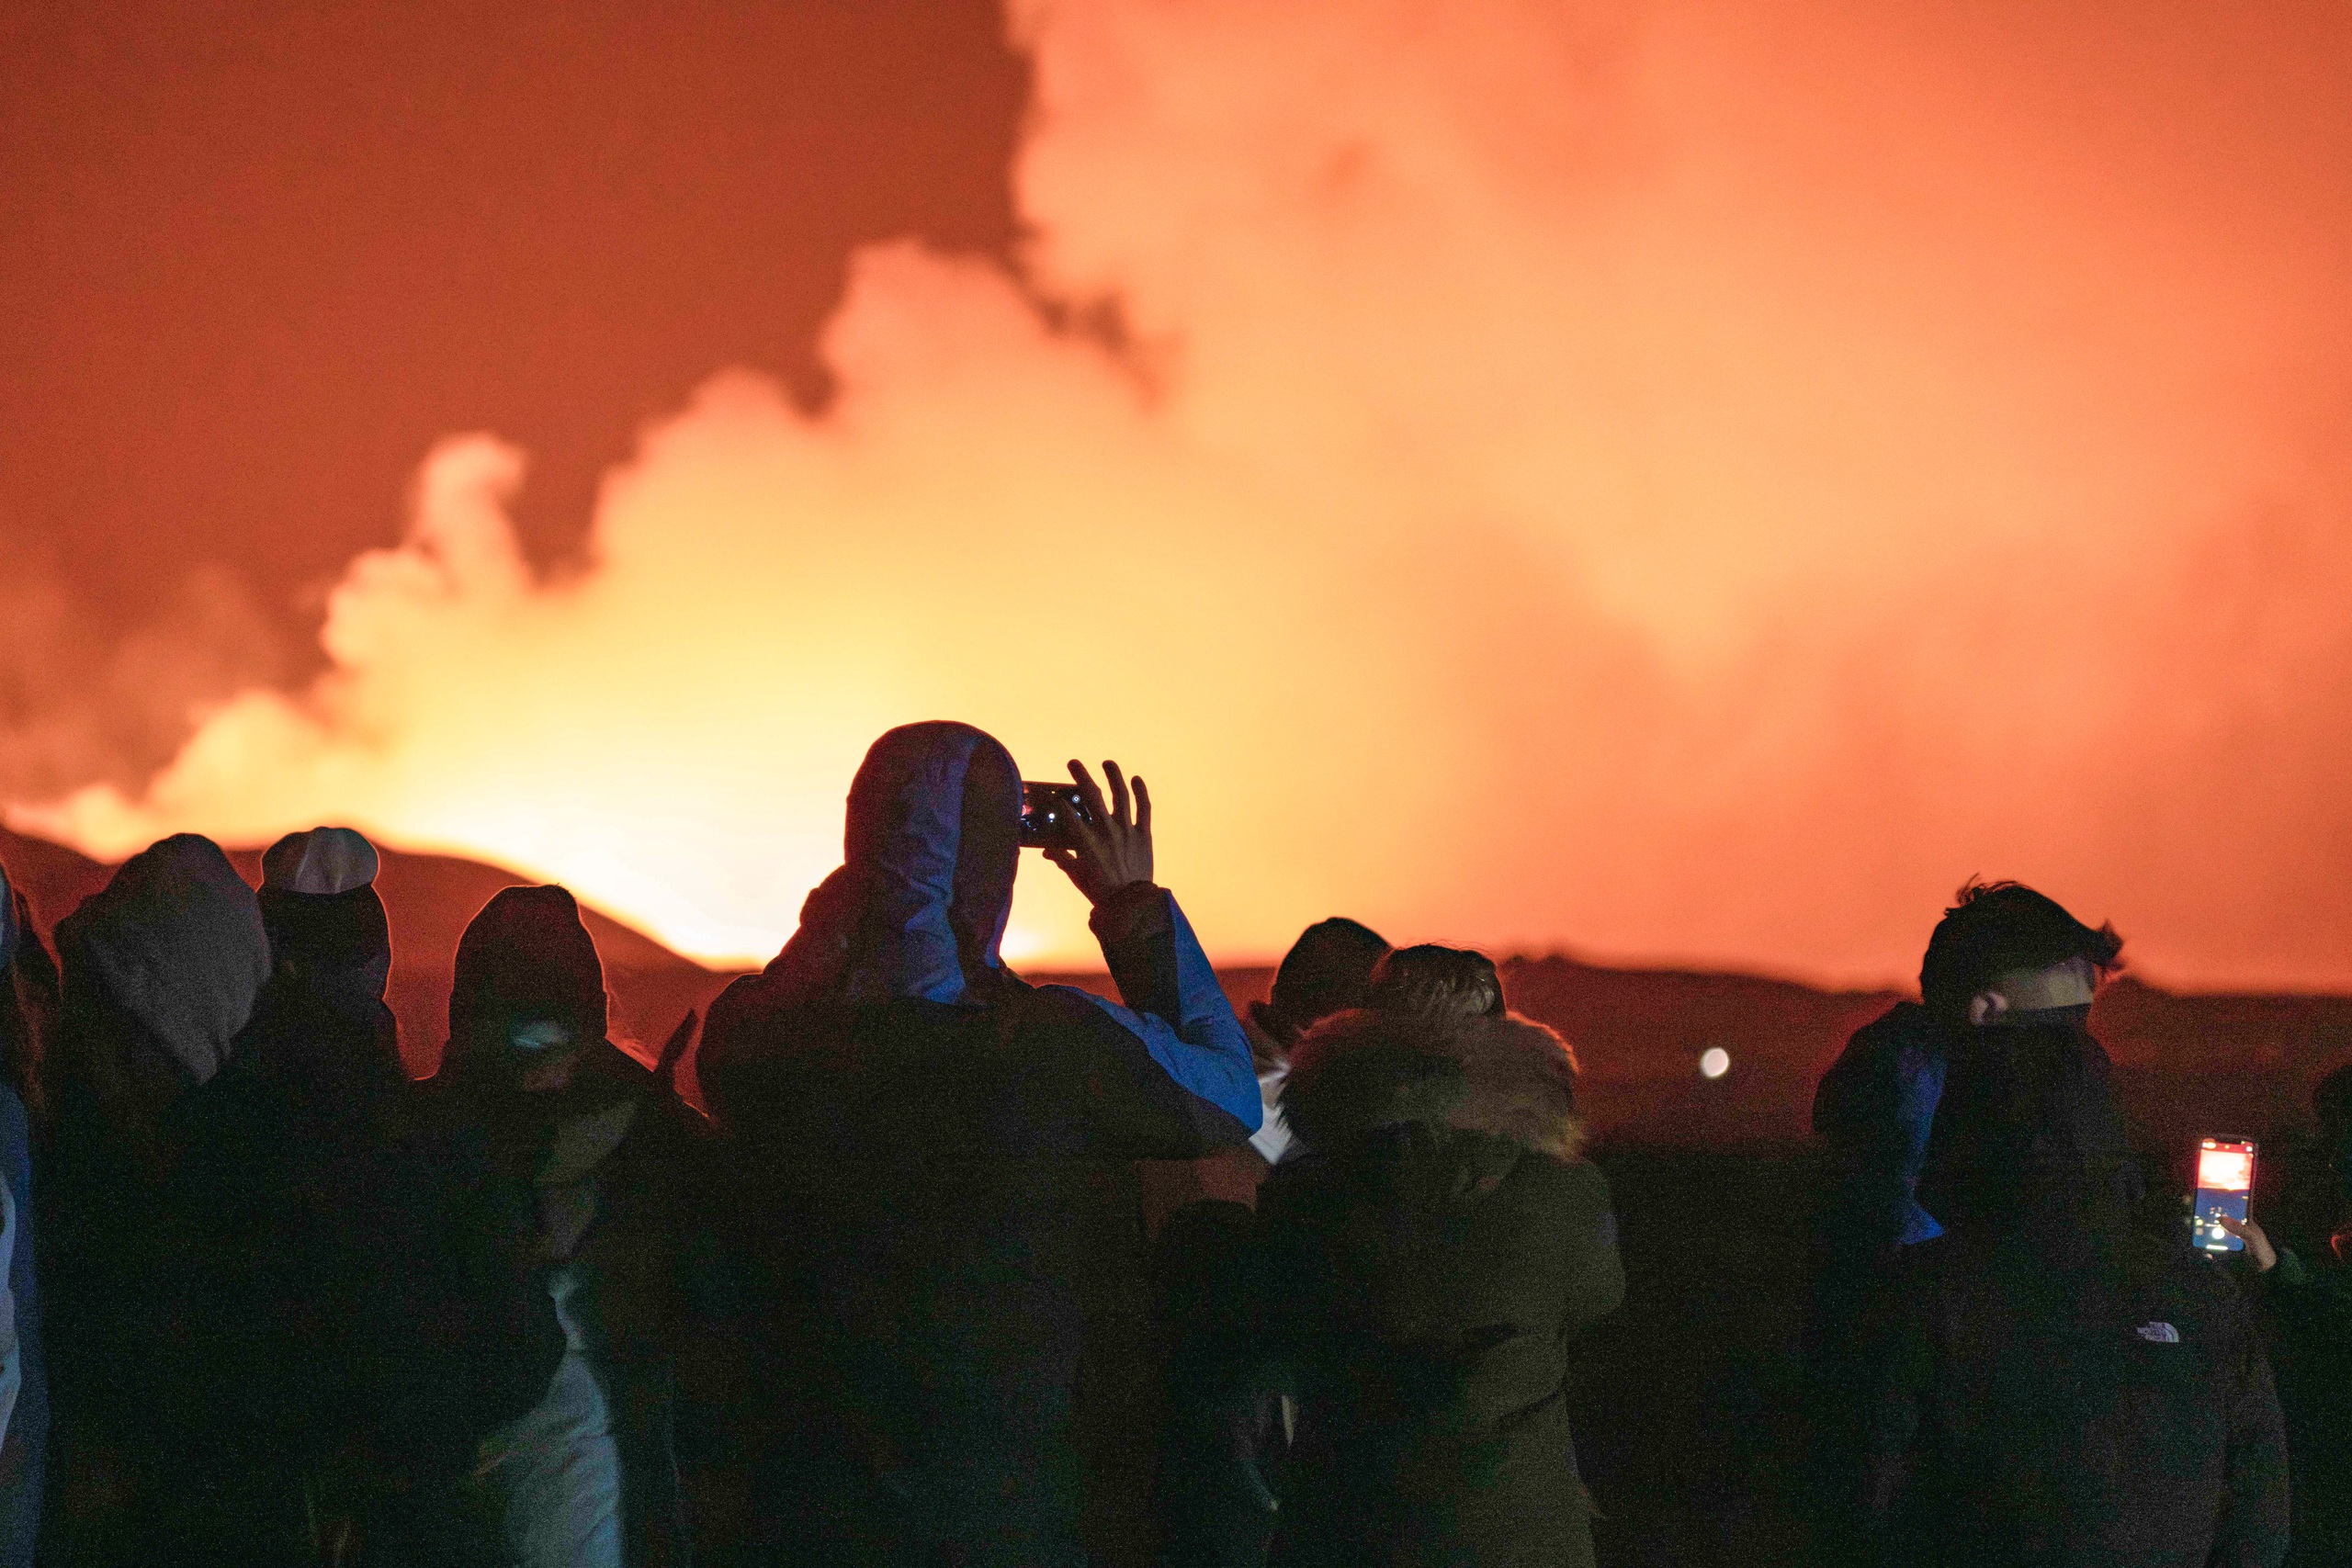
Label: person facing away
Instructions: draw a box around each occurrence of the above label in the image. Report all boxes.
[1858,985,2289,1568]
[40,834,269,1568]
[1247,943,1624,1568]
[696,721,1261,1568]
[2216,1063,2352,1567]
[1242,919,1390,1168]
[1153,918,1391,1568]
[171,829,564,1566]
[431,885,700,1568]
[0,856,56,1568]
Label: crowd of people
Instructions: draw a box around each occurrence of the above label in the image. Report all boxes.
[0,717,2340,1567]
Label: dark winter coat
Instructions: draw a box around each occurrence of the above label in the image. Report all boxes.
[1859,1021,2288,1568]
[1247,1007,1624,1568]
[2255,1217,2352,1565]
[0,863,51,1568]
[172,881,563,1566]
[0,1086,39,1568]
[698,721,1261,1568]
[40,836,269,1568]
[433,884,701,1568]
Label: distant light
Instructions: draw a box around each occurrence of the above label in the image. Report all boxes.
[1699,1047,1731,1079]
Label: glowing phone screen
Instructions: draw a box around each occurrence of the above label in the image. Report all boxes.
[2192,1139,2256,1253]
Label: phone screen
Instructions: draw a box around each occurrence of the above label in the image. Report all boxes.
[2192,1138,2256,1253]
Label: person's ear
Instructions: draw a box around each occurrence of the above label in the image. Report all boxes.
[1967,989,2007,1026]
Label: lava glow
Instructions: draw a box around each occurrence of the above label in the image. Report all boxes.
[13,0,2352,987]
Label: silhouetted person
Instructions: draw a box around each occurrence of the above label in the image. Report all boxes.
[0,859,54,1568]
[40,834,268,1568]
[1859,999,2288,1567]
[1809,881,2125,1550]
[1243,919,1390,1167]
[1153,918,1390,1568]
[431,885,700,1568]
[172,829,563,1566]
[1239,944,1623,1568]
[698,722,1261,1568]
[2217,1063,2352,1567]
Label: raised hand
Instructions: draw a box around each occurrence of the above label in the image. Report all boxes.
[1045,758,1154,908]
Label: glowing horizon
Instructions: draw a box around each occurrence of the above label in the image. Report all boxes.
[11,0,2352,990]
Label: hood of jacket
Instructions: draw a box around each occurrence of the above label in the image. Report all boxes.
[763,720,1023,1008]
[1284,1007,1586,1162]
[55,833,269,1086]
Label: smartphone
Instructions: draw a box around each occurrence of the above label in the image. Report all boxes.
[1019,782,1091,852]
[2191,1137,2256,1253]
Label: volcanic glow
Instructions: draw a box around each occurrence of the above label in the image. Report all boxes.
[14,0,2352,985]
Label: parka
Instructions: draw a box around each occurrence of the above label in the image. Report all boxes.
[1247,1004,1624,1568]
[40,835,268,1568]
[698,721,1261,1568]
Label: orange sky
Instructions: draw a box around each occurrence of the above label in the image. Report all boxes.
[7,0,2352,989]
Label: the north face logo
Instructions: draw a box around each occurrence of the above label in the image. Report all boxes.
[2135,1322,2181,1344]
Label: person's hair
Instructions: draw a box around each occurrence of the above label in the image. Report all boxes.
[1256,917,1390,1044]
[1917,879,2122,1021]
[1365,944,1506,1021]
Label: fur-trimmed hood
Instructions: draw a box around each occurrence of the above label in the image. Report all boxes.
[1283,1007,1586,1162]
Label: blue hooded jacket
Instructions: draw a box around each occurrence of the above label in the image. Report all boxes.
[701,721,1261,1566]
[708,719,1261,1138]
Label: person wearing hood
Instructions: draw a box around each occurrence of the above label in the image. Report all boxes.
[1857,999,2289,1568]
[40,833,269,1568]
[173,829,564,1566]
[697,722,1261,1568]
[2216,1063,2352,1567]
[435,884,698,1568]
[1202,943,1623,1568]
[1807,881,2125,1552]
[0,858,55,1568]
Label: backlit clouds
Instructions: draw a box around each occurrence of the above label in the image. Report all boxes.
[19,0,2352,987]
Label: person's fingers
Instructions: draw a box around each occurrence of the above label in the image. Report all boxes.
[1103,761,1131,828]
[1133,774,1151,835]
[1067,759,1111,826]
[2217,1215,2246,1234]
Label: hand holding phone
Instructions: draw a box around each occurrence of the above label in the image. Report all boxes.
[1034,759,1153,908]
[2192,1138,2256,1254]
[2215,1214,2277,1271]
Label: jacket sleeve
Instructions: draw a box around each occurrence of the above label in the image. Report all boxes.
[1037,883,1261,1144]
[2211,1291,2292,1568]
[1814,1009,1941,1248]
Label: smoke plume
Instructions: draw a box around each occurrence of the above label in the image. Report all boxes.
[15,0,2352,987]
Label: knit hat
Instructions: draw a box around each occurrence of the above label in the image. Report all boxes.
[447,885,609,1064]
